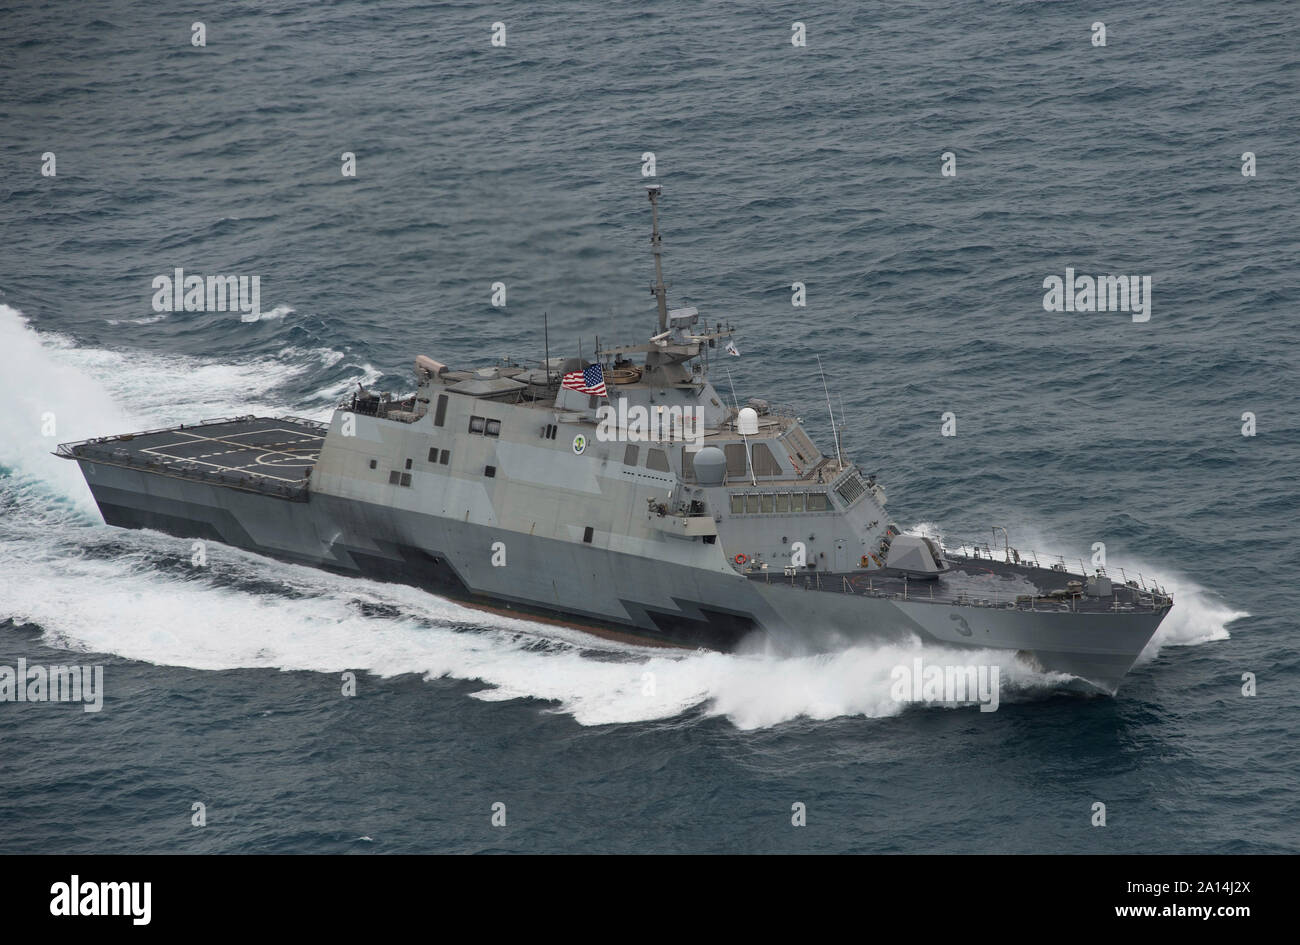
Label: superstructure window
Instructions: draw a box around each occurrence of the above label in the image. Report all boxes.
[624,445,639,466]
[439,449,450,465]
[484,465,496,478]
[405,458,412,470]
[679,447,695,482]
[434,394,448,427]
[751,443,781,476]
[724,443,748,478]
[388,471,400,485]
[428,448,437,463]
[469,416,486,434]
[400,473,411,487]
[485,419,501,437]
[369,459,378,470]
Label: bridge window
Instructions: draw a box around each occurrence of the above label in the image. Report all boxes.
[624,445,639,466]
[744,495,760,514]
[806,492,829,512]
[730,495,744,514]
[646,448,669,472]
[434,394,448,427]
[774,492,790,513]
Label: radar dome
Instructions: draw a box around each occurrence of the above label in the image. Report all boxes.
[737,407,759,436]
[693,446,728,486]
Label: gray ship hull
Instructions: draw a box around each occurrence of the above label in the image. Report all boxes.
[75,456,1163,693]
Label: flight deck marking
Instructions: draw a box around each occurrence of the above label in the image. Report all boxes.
[147,428,322,454]
[132,424,325,484]
[252,449,316,469]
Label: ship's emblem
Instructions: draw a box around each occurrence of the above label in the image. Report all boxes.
[949,613,974,637]
[572,434,587,455]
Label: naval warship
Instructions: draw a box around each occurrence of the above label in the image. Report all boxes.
[58,186,1173,693]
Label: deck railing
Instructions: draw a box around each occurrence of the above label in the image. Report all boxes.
[751,543,1173,611]
[54,415,323,502]
[940,537,1170,601]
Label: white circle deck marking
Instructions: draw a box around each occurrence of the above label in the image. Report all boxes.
[254,448,317,469]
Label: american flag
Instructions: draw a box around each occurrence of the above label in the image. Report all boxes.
[562,363,608,397]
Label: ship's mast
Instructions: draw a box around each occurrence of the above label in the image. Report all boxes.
[593,184,731,397]
[647,184,669,333]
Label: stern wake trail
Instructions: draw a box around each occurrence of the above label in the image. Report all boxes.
[0,302,372,510]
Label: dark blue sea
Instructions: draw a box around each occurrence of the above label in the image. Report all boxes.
[1,0,1296,854]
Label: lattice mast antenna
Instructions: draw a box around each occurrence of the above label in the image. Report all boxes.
[646,183,669,333]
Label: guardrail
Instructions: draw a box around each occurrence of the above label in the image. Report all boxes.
[62,447,311,501]
[54,415,323,502]
[940,536,1171,602]
[55,414,328,456]
[55,414,259,455]
[749,566,1171,613]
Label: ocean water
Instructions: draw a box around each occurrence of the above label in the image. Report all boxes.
[1,0,1296,854]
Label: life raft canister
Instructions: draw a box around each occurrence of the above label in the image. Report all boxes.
[734,553,748,566]
[860,555,871,568]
